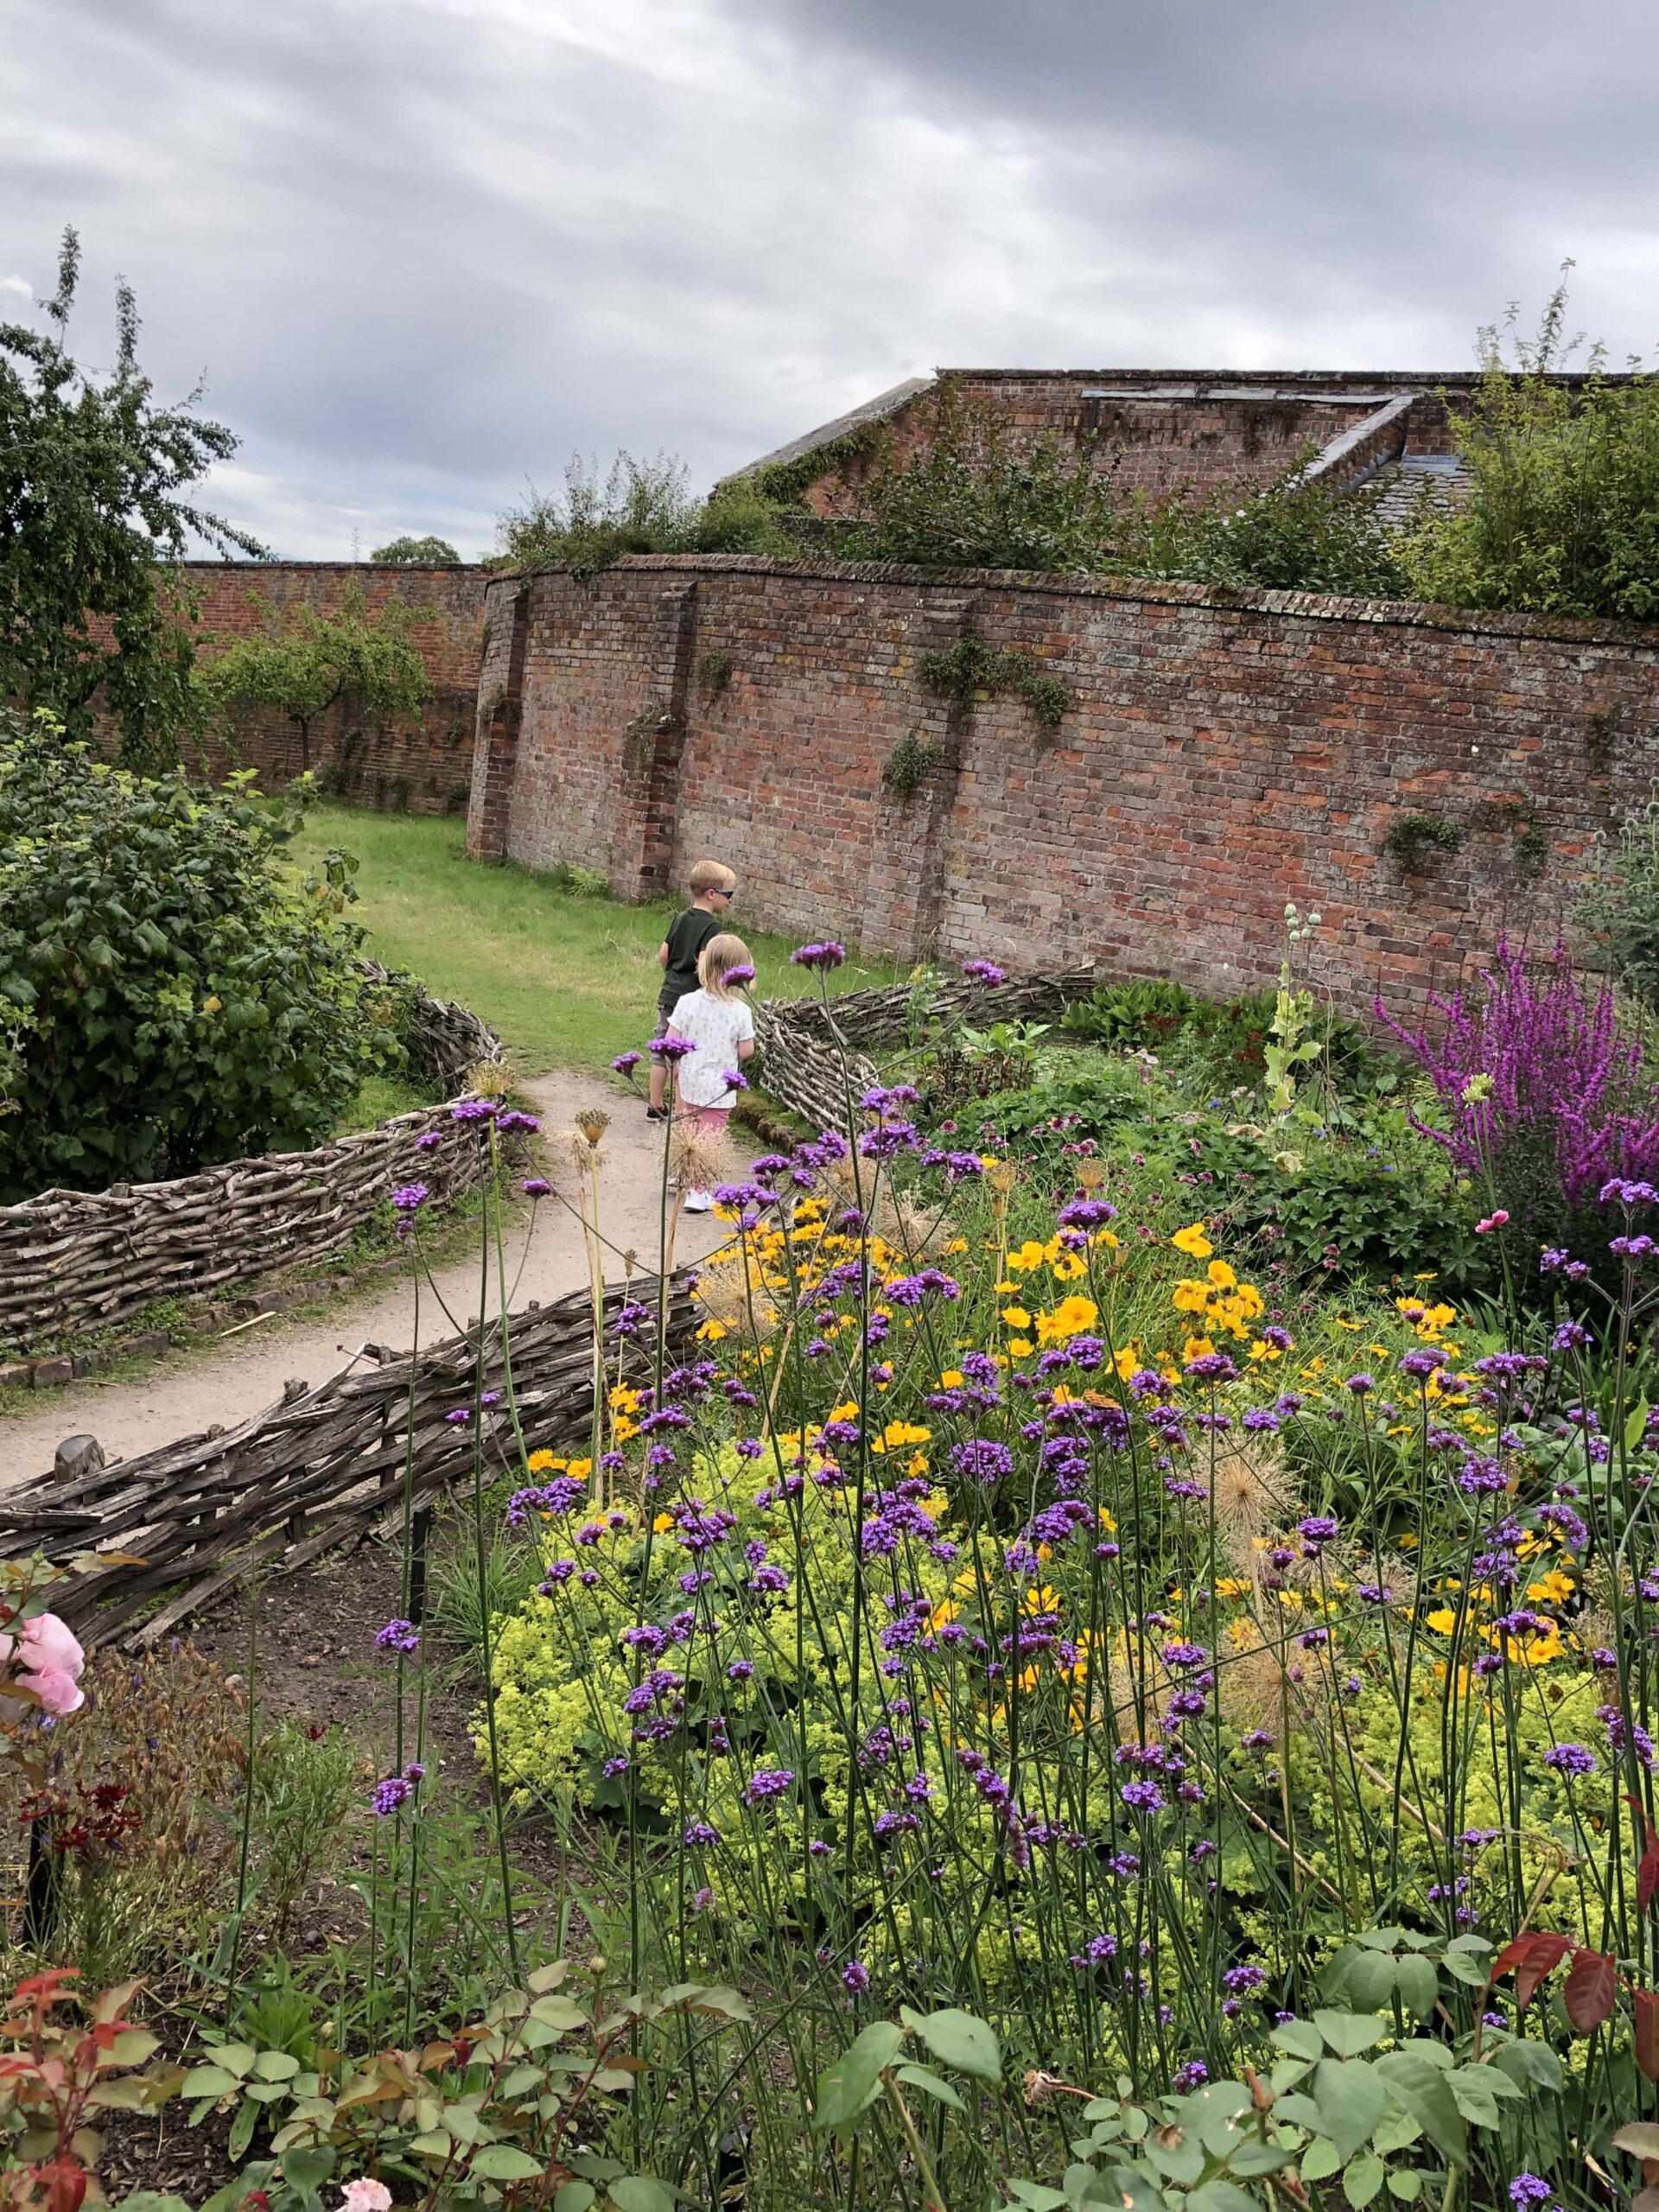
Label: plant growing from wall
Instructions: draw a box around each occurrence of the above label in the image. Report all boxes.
[1396,271,1659,621]
[880,728,938,799]
[916,626,1071,734]
[1382,812,1465,873]
[0,226,263,772]
[198,585,429,776]
[696,649,733,697]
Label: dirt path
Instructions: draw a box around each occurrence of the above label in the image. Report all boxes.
[0,1071,744,1483]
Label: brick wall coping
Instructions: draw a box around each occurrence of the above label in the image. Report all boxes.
[164,559,486,575]
[931,365,1643,393]
[489,550,1659,655]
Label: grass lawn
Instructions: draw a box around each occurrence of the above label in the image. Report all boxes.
[291,803,905,1075]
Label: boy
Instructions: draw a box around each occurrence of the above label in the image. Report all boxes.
[648,859,737,1119]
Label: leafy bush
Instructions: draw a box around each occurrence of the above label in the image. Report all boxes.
[1579,791,1659,1013]
[1060,978,1381,1090]
[494,450,796,575]
[1061,978,1198,1050]
[1399,280,1659,620]
[0,715,407,1198]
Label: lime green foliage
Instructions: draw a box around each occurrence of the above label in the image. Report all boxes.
[1,226,261,772]
[286,803,902,1074]
[369,534,461,564]
[0,718,405,1198]
[198,584,429,778]
[493,450,797,576]
[331,1067,437,1136]
[1399,276,1659,620]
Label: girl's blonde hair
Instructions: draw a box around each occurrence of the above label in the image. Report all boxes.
[697,933,751,999]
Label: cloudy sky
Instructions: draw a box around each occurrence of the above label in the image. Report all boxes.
[7,0,1658,559]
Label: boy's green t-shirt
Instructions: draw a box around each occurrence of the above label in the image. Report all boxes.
[660,906,721,1011]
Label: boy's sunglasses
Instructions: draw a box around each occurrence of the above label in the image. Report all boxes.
[716,886,737,900]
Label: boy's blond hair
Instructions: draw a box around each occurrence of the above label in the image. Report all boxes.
[697,933,751,999]
[688,859,736,896]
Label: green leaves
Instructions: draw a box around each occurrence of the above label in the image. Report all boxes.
[810,2022,904,2133]
[0,716,408,1198]
[901,2005,1002,2083]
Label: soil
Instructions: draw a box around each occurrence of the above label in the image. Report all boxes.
[2,1071,747,1483]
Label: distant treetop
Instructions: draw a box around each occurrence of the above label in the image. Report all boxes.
[371,533,463,565]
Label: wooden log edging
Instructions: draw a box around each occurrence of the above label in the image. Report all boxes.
[10,1274,695,1650]
[0,974,505,1354]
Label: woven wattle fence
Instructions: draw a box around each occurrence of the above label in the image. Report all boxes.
[755,968,1096,1135]
[7,1275,694,1651]
[0,969,505,1354]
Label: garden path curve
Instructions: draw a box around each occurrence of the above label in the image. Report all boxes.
[0,1071,742,1484]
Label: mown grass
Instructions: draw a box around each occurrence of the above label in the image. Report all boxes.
[291,803,904,1075]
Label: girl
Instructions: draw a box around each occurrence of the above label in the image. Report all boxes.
[665,933,756,1212]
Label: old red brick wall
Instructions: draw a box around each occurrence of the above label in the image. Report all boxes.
[174,563,488,812]
[474,553,1658,1018]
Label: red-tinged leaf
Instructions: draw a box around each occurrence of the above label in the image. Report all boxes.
[1636,1990,1659,2080]
[1628,1796,1659,1914]
[1516,1933,1573,2008]
[1564,1948,1619,2034]
[1491,1936,1534,1983]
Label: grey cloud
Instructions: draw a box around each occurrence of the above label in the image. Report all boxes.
[3,0,1657,556]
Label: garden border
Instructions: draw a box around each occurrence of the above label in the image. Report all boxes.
[0,969,506,1356]
[7,1274,694,1650]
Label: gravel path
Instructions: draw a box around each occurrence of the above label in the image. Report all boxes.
[0,1071,742,1483]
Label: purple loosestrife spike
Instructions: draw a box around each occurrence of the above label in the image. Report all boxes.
[1377,939,1659,1213]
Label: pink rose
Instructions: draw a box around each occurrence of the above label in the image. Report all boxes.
[339,2184,391,2212]
[10,1615,86,1716]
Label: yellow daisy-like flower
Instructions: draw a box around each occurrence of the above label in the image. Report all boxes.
[1426,1606,1459,1635]
[1009,1337,1033,1357]
[1171,1223,1213,1259]
[525,1449,567,1474]
[1001,1306,1033,1330]
[1036,1294,1101,1345]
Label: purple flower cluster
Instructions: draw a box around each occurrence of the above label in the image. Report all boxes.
[372,1761,426,1817]
[791,941,846,970]
[374,1618,420,1654]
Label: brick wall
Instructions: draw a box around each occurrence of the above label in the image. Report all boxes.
[175,563,489,812]
[471,553,1659,1018]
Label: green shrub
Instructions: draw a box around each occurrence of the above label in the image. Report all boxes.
[0,714,406,1198]
[1579,791,1659,1012]
[1061,977,1196,1050]
[1399,281,1659,621]
[493,450,796,575]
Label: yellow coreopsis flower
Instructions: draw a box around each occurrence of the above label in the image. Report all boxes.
[1172,1223,1213,1259]
[1036,1295,1101,1345]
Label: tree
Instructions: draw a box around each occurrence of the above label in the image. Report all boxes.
[371,533,462,564]
[198,586,429,776]
[0,226,262,771]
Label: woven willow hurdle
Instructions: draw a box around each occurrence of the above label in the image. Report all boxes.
[0,971,505,1353]
[7,1275,693,1650]
[754,968,1096,1134]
